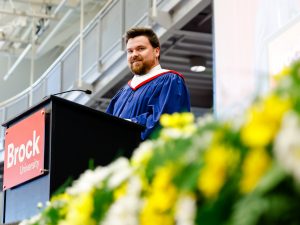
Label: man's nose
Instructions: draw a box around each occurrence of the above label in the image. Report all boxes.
[131,51,140,60]
[132,50,139,56]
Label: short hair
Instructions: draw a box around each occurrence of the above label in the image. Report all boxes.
[125,27,160,49]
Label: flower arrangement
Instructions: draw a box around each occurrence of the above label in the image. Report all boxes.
[19,61,300,225]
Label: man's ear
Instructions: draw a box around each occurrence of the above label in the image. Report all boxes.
[155,47,160,58]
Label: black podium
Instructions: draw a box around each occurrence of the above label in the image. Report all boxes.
[1,95,144,224]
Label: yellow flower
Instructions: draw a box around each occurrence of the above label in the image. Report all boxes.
[272,65,291,81]
[241,95,291,148]
[240,148,271,193]
[159,113,196,140]
[140,166,177,225]
[58,191,96,225]
[140,202,174,225]
[263,94,291,122]
[152,166,175,189]
[51,192,72,203]
[113,182,128,200]
[180,112,195,125]
[197,166,226,199]
[197,145,239,199]
[160,113,180,128]
[50,193,72,217]
[160,112,194,128]
[149,184,177,212]
[182,124,197,135]
[205,145,239,171]
[204,145,229,168]
[241,121,276,148]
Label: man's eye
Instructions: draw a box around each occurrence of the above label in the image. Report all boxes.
[127,50,133,54]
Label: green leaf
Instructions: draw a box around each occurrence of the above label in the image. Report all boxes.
[52,177,73,197]
[254,162,287,195]
[173,162,203,191]
[227,195,268,225]
[196,181,239,225]
[91,187,114,222]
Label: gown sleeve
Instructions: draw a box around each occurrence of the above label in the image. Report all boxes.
[130,74,190,139]
[106,87,125,115]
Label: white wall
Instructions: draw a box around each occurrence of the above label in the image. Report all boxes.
[213,0,259,119]
[213,0,300,119]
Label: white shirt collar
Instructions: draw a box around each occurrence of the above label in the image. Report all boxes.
[130,65,169,88]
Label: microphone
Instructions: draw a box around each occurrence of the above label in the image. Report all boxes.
[43,89,92,99]
[52,89,92,96]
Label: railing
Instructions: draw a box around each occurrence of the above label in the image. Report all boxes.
[0,0,205,160]
[0,0,155,158]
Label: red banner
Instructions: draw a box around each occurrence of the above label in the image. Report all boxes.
[3,109,46,190]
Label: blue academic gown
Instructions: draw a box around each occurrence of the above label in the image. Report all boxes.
[106,70,191,140]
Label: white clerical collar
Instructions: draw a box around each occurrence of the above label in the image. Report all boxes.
[130,65,169,88]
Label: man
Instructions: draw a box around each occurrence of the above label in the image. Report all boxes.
[106,27,191,140]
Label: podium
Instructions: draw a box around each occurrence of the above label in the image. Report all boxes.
[1,95,144,224]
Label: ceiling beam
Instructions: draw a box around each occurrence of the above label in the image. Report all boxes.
[0,0,80,7]
[0,8,58,20]
[163,41,212,51]
[172,29,212,42]
[166,49,213,58]
[161,56,212,68]
[0,47,26,56]
[0,38,29,45]
[175,42,212,51]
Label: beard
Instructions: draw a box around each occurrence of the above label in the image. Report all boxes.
[129,56,156,75]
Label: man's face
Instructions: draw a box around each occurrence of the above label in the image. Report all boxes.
[126,36,160,75]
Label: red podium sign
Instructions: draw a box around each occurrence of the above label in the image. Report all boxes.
[3,109,46,190]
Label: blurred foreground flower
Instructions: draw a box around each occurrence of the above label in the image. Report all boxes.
[159,112,196,140]
[18,60,300,225]
[274,111,300,182]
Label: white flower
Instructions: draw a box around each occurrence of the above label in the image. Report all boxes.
[67,167,106,195]
[175,194,197,225]
[18,214,41,225]
[108,157,130,173]
[37,202,43,209]
[191,130,213,151]
[196,113,214,127]
[67,157,130,195]
[101,176,142,225]
[108,162,133,188]
[160,128,183,139]
[274,111,300,182]
[131,140,154,167]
